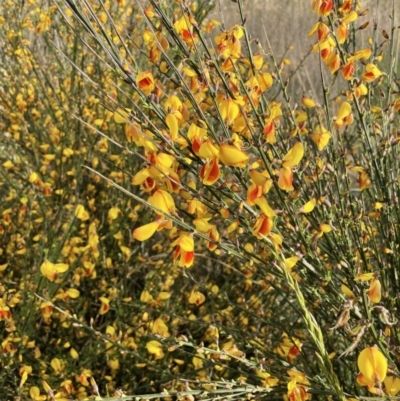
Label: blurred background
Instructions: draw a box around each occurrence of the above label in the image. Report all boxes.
[210,0,399,99]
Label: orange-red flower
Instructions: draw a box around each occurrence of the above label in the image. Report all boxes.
[143,29,169,63]
[308,21,330,41]
[136,70,155,95]
[200,157,220,185]
[326,51,341,74]
[342,61,355,80]
[311,0,333,16]
[336,23,348,44]
[357,168,371,191]
[173,235,195,267]
[214,25,244,60]
[362,63,383,83]
[287,378,310,401]
[252,214,273,239]
[174,15,198,47]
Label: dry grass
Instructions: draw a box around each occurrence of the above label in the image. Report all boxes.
[213,0,400,98]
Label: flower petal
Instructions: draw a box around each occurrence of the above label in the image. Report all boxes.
[133,222,160,241]
[219,144,249,167]
[358,347,387,384]
[282,142,304,168]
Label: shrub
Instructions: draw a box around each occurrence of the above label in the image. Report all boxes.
[1,0,400,400]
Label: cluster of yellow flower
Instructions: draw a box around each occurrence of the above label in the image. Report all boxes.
[1,0,400,399]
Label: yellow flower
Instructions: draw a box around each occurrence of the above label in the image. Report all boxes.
[357,347,387,385]
[173,235,195,268]
[188,290,206,306]
[282,142,304,168]
[40,260,69,282]
[99,297,110,315]
[311,125,331,151]
[133,221,160,241]
[367,279,382,303]
[219,98,240,124]
[146,340,164,359]
[335,102,353,127]
[148,190,176,216]
[151,317,170,337]
[362,63,382,83]
[384,376,400,396]
[219,144,249,168]
[298,198,316,213]
[74,204,90,221]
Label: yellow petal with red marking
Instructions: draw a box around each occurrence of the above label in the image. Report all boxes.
[200,157,220,185]
[362,63,382,83]
[136,70,155,95]
[174,235,194,252]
